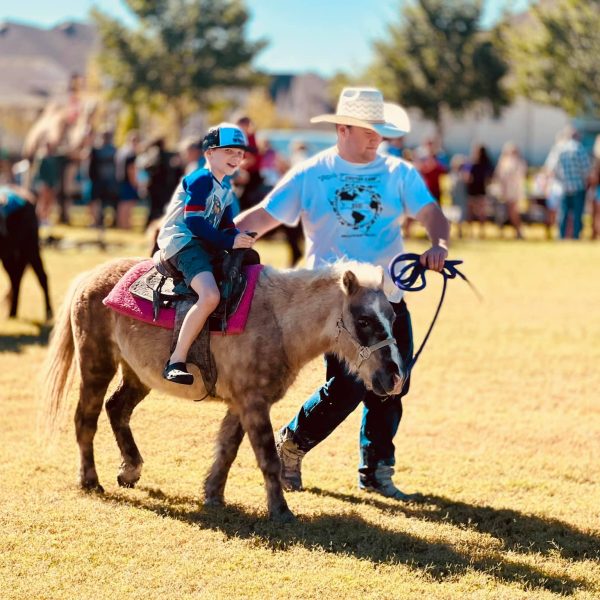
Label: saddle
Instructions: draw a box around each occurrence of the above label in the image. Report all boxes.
[128,247,261,397]
[133,248,260,330]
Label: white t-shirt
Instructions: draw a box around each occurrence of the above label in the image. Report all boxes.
[261,146,435,301]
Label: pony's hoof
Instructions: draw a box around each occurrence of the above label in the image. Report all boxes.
[117,474,138,488]
[81,481,104,494]
[204,496,224,507]
[269,508,296,524]
[117,463,142,488]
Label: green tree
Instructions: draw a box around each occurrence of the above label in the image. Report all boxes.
[92,0,266,131]
[370,0,509,135]
[498,0,600,116]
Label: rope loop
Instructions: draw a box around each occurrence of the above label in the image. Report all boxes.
[387,252,480,376]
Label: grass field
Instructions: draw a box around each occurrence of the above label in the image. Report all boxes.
[1,223,599,599]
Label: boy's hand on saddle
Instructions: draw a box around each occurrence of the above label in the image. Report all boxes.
[233,232,256,249]
[419,244,448,272]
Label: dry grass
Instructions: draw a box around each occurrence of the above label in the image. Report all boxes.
[1,223,599,599]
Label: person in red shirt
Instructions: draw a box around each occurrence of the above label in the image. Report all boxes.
[235,116,264,211]
[416,139,448,202]
[407,138,447,238]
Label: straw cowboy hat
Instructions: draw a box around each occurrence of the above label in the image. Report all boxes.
[311,87,411,138]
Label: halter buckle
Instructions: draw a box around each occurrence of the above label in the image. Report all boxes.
[358,346,372,361]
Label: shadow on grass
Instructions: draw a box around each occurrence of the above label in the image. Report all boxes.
[0,321,52,352]
[100,486,590,595]
[306,487,600,562]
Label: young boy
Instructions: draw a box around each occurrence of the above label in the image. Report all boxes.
[157,122,256,385]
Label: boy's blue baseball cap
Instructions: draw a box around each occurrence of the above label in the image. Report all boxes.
[202,122,250,151]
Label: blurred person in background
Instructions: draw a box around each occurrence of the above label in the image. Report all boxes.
[33,141,60,226]
[467,143,494,239]
[139,138,173,227]
[590,134,600,240]
[258,138,286,192]
[259,138,302,265]
[235,116,264,211]
[416,138,448,204]
[179,136,205,176]
[89,129,118,228]
[493,142,526,239]
[530,168,558,240]
[115,130,141,230]
[411,138,447,239]
[381,136,404,158]
[449,154,469,239]
[544,126,590,240]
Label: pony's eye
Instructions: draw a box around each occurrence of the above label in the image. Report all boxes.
[357,318,370,328]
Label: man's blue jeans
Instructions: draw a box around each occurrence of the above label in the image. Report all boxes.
[285,300,413,476]
[560,190,586,239]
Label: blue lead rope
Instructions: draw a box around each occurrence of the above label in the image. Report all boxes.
[389,252,480,374]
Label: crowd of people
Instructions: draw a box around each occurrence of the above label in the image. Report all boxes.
[3,105,600,247]
[3,114,309,262]
[385,127,600,241]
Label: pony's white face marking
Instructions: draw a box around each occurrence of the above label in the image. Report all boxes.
[371,295,401,367]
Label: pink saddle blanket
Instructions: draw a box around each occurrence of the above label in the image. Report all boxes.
[102,259,263,334]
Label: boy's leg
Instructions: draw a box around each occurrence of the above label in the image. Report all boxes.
[169,271,220,365]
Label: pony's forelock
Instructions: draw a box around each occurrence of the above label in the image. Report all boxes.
[332,259,383,290]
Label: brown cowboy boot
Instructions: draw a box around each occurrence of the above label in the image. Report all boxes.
[275,427,305,491]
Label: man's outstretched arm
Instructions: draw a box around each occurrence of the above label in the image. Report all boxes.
[415,202,450,272]
[234,206,282,239]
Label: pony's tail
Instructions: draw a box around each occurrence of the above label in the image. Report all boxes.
[39,271,87,440]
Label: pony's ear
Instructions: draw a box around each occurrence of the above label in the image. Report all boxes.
[376,265,384,288]
[342,270,360,296]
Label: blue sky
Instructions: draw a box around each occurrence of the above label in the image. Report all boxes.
[0,0,530,76]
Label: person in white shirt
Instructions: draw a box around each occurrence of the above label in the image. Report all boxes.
[235,87,450,500]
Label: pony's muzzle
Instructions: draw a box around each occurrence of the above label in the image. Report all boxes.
[372,362,405,397]
[391,373,405,395]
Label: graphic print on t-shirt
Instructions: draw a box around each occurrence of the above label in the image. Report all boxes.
[328,175,382,235]
[205,193,223,227]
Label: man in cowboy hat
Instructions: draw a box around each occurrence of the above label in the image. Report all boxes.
[235,87,450,500]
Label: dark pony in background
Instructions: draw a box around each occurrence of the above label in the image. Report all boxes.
[0,186,52,320]
[42,257,405,521]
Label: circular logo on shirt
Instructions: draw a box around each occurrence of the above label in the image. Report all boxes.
[330,183,382,232]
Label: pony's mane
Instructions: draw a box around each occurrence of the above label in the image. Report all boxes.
[264,259,383,290]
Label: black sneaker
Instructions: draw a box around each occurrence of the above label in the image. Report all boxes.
[163,362,194,385]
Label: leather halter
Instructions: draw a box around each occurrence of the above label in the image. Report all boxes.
[336,318,397,370]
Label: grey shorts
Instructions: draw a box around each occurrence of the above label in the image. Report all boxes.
[171,240,214,287]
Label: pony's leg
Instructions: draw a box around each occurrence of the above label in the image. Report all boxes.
[204,409,245,506]
[75,364,117,492]
[28,249,53,320]
[238,397,294,522]
[6,259,25,317]
[105,363,150,488]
